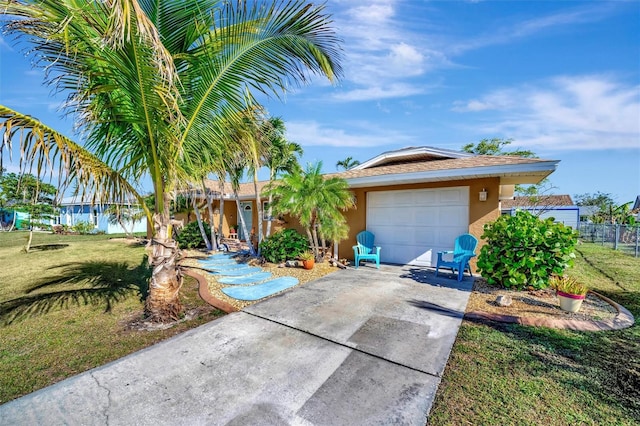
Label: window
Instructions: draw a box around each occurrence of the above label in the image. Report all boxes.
[92,209,98,226]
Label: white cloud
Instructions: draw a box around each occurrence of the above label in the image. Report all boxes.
[286,120,414,148]
[333,83,426,102]
[453,75,640,151]
[328,1,616,103]
[451,3,618,54]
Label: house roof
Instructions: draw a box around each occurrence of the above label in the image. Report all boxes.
[330,154,558,188]
[501,195,574,210]
[204,146,559,198]
[351,146,474,170]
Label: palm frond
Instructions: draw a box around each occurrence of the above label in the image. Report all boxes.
[0,105,151,220]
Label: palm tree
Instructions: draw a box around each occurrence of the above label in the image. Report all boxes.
[0,0,342,322]
[336,156,360,171]
[264,118,303,237]
[266,162,354,261]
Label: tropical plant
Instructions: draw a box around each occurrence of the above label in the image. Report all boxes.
[476,211,578,290]
[259,228,309,263]
[105,204,145,238]
[264,118,303,237]
[175,220,211,249]
[0,0,341,322]
[298,250,314,261]
[335,156,360,171]
[266,162,355,261]
[72,221,95,235]
[549,275,588,296]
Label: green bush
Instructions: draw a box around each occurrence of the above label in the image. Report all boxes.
[260,228,309,263]
[476,210,578,290]
[175,221,211,249]
[72,221,95,235]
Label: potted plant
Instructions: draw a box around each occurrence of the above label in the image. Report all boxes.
[549,275,588,313]
[299,251,315,270]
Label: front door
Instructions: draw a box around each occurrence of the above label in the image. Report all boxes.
[239,202,253,241]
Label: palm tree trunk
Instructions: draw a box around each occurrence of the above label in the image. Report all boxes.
[202,178,218,251]
[266,193,275,237]
[217,179,225,244]
[253,171,263,255]
[145,195,183,322]
[192,197,212,251]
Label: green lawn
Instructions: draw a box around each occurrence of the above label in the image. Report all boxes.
[0,231,224,404]
[429,243,640,425]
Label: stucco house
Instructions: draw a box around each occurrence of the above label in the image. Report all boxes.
[57,196,147,234]
[198,146,558,270]
[500,194,580,228]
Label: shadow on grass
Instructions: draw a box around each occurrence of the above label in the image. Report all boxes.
[29,244,70,251]
[0,257,151,325]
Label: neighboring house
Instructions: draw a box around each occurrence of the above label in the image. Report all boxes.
[58,196,147,234]
[500,194,580,229]
[633,195,640,220]
[201,146,559,270]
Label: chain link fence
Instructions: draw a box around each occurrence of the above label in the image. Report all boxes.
[577,223,640,257]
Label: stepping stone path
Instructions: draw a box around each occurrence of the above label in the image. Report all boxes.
[221,277,299,301]
[199,253,299,301]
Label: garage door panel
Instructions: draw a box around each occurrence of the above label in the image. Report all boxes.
[367,187,469,266]
[439,206,467,227]
[438,188,467,204]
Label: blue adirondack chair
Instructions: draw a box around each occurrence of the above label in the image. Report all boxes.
[352,231,381,269]
[435,234,478,281]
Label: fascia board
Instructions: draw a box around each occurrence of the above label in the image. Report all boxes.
[345,161,559,188]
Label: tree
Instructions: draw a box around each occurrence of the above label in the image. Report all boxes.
[462,138,543,197]
[0,172,57,250]
[336,156,360,171]
[574,192,619,223]
[0,0,342,322]
[264,118,303,237]
[266,162,355,261]
[105,203,145,238]
[461,138,536,158]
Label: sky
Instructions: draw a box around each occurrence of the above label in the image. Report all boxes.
[1,0,639,205]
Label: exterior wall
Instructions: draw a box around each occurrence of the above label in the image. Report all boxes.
[337,177,501,271]
[59,204,147,234]
[510,207,579,229]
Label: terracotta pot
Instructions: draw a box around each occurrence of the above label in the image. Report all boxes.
[302,259,315,270]
[557,290,586,313]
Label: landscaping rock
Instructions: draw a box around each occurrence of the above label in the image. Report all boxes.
[285,260,300,268]
[496,295,513,307]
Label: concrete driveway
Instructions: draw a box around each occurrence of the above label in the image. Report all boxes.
[0,264,473,425]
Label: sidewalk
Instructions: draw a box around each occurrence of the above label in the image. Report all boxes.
[0,265,473,425]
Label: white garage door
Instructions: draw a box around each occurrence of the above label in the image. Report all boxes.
[366,187,469,267]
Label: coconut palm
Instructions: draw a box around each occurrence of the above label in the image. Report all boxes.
[0,0,342,322]
[336,156,360,171]
[266,162,354,261]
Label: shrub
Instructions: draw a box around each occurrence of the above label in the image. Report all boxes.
[72,221,95,235]
[260,229,309,263]
[175,221,211,249]
[476,210,578,290]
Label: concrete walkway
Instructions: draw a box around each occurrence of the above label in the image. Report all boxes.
[0,265,473,425]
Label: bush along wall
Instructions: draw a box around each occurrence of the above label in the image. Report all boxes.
[476,210,578,290]
[259,229,309,263]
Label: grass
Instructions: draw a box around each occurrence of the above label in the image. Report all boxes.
[0,231,225,404]
[429,243,640,425]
